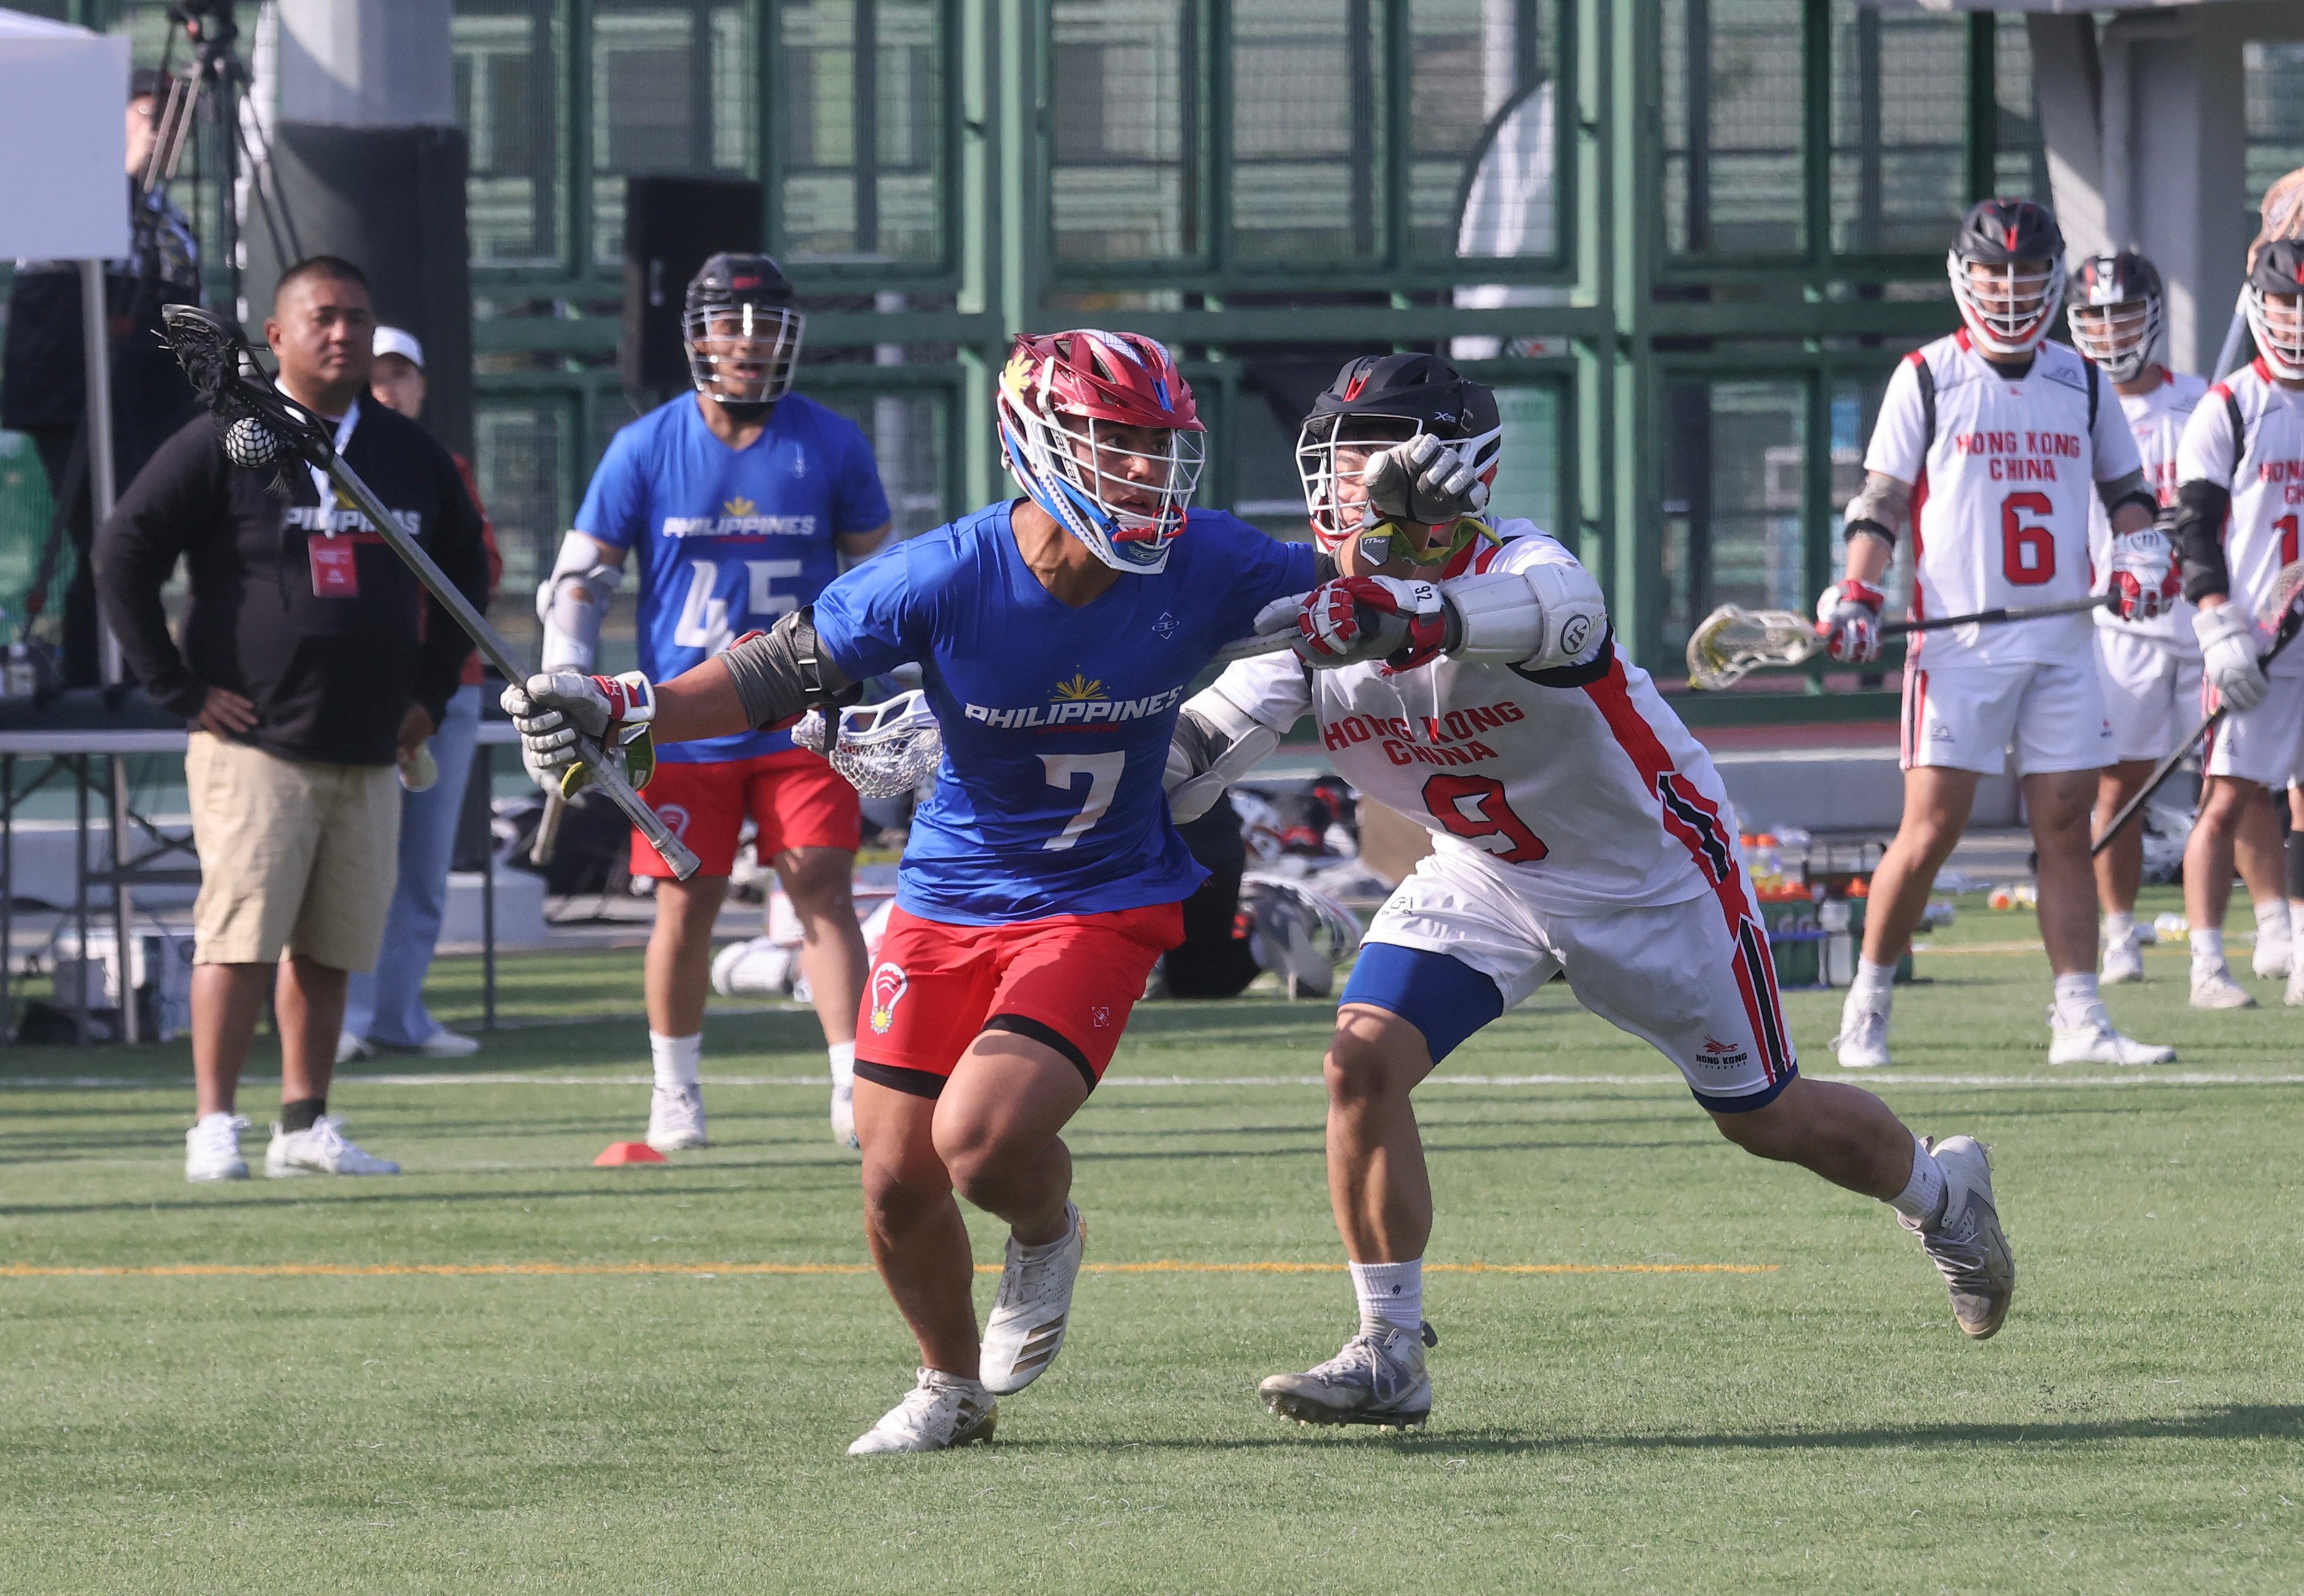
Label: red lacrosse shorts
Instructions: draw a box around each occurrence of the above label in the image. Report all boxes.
[852,900,1185,1096]
[629,748,862,878]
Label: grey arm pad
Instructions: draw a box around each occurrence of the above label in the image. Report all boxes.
[1167,689,1281,824]
[2095,468,2154,518]
[1443,560,1609,670]
[719,607,863,730]
[1844,472,1912,546]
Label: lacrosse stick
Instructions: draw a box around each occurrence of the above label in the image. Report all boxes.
[156,304,700,879]
[1686,595,2113,691]
[529,790,566,867]
[793,690,945,799]
[2092,560,2304,857]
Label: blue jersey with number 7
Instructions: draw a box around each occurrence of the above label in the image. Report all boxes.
[575,392,891,762]
[812,501,1317,924]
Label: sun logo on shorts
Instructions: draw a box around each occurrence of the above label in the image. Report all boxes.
[868,962,909,1034]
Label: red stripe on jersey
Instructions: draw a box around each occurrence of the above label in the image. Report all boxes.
[1907,464,1929,647]
[1901,667,1929,771]
[1580,657,1793,1083]
[1473,539,1503,574]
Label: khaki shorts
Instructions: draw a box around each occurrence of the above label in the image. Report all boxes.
[185,733,401,970]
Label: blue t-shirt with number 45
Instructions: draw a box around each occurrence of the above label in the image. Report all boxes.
[576,392,891,762]
[812,501,1318,925]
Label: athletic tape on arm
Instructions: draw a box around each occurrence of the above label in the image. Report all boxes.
[536,532,623,672]
[719,608,862,729]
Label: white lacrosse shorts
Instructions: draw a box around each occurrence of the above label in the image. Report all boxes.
[2203,670,2304,788]
[1900,658,2114,776]
[1355,846,1796,1112]
[2095,628,2203,764]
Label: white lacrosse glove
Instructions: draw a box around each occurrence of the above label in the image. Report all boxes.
[1294,574,1448,671]
[502,670,656,793]
[1813,579,1886,663]
[2195,602,2269,712]
[2108,529,2180,623]
[1362,435,1491,526]
[792,690,942,798]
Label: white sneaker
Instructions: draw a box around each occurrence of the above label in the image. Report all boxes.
[2100,937,2145,984]
[1831,988,1893,1068]
[2255,932,2294,981]
[1259,1321,1435,1428]
[1901,1135,2015,1340]
[335,1030,373,1065]
[416,1028,481,1058]
[185,1113,249,1182]
[646,1084,708,1152]
[266,1116,400,1177]
[2190,964,2257,1010]
[847,1368,997,1455]
[979,1202,1086,1395]
[2046,1002,2175,1065]
[830,1054,858,1150]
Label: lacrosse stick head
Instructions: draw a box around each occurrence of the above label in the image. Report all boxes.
[2264,560,2304,648]
[792,690,942,799]
[1684,605,1819,691]
[160,303,337,494]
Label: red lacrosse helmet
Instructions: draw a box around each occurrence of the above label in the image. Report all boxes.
[995,330,1206,572]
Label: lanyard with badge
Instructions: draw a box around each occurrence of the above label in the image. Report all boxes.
[306,401,364,598]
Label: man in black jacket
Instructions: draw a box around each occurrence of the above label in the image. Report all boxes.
[95,256,489,1183]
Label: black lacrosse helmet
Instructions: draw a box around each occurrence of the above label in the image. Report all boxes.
[2246,236,2304,381]
[1949,198,2066,357]
[683,252,804,414]
[1296,353,1503,551]
[2067,250,2165,383]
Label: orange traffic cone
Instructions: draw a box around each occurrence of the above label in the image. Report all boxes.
[594,1141,667,1166]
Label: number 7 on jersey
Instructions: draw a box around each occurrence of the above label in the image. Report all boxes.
[1042,753,1125,851]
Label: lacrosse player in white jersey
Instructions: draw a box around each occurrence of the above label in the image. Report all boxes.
[2069,253,2292,987]
[1166,355,2015,1430]
[2170,238,2304,1010]
[1825,200,2174,1068]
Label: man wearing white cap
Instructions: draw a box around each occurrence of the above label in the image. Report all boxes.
[340,326,504,1061]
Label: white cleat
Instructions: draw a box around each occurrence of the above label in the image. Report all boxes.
[2046,1002,2175,1066]
[830,1054,859,1150]
[979,1202,1086,1396]
[2100,937,2145,985]
[2189,965,2257,1011]
[415,1027,482,1058]
[185,1113,249,1182]
[1830,990,1893,1069]
[2254,933,2293,981]
[1259,1321,1436,1429]
[847,1367,996,1455]
[2287,962,2304,1009]
[1901,1135,2015,1340]
[266,1116,400,1177]
[646,1084,708,1152]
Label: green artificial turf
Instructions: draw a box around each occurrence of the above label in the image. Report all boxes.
[2,883,2302,1592]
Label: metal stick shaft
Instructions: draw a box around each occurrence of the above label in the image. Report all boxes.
[317,455,700,879]
[1880,595,2110,639]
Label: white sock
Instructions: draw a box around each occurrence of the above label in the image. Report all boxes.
[2255,899,2292,942]
[1348,1258,1424,1335]
[1887,1133,1947,1226]
[2102,910,2137,950]
[1850,958,1896,1006]
[2050,971,2100,1027]
[2189,928,2226,971]
[650,1031,702,1090]
[828,1040,856,1090]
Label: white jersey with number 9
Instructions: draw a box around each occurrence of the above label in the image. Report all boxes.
[1864,331,2143,668]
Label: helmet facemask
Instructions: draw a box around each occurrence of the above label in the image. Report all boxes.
[1950,255,2065,357]
[684,298,805,414]
[2248,289,2304,382]
[998,378,1205,574]
[1295,412,1503,567]
[2066,295,2161,383]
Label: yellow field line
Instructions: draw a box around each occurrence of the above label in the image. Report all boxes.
[0,1259,1777,1280]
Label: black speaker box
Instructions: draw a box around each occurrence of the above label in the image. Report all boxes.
[620,176,767,392]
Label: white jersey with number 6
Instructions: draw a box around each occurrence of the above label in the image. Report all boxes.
[1202,528,1733,917]
[2177,358,2304,680]
[1865,330,2142,668]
